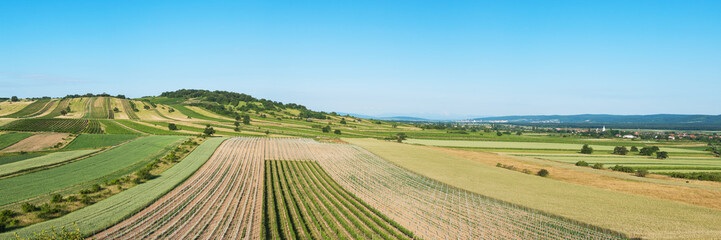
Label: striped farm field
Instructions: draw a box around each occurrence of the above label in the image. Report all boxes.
[115,120,193,135]
[0,153,44,166]
[87,97,111,119]
[405,138,702,153]
[121,99,140,120]
[95,137,261,239]
[0,119,103,133]
[347,138,721,239]
[64,134,140,150]
[42,98,71,118]
[264,159,414,240]
[524,154,721,171]
[99,120,142,134]
[0,101,34,116]
[0,135,186,206]
[0,132,34,150]
[3,137,226,239]
[0,149,97,177]
[1,99,52,118]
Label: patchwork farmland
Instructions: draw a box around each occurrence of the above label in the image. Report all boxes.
[1,90,720,239]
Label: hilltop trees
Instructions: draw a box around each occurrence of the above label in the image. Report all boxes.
[10,96,19,102]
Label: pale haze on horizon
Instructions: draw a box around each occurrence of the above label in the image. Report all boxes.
[1,1,720,119]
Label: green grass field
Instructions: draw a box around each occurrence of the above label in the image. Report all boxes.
[0,132,34,150]
[98,120,141,135]
[523,154,721,171]
[0,135,186,206]
[405,138,704,153]
[64,134,140,150]
[115,120,193,135]
[0,137,225,238]
[345,138,721,239]
[0,149,97,177]
[0,153,44,166]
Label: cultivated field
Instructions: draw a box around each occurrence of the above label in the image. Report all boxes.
[405,138,702,153]
[346,138,721,239]
[63,134,139,150]
[0,119,104,133]
[1,132,70,153]
[0,149,97,177]
[95,137,262,239]
[1,99,52,118]
[2,137,226,238]
[523,154,721,172]
[0,132,34,150]
[0,101,34,116]
[0,135,186,206]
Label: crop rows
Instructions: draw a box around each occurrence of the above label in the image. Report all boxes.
[42,98,71,118]
[263,159,414,240]
[95,137,264,239]
[106,97,114,119]
[265,138,627,240]
[0,119,103,133]
[122,99,140,120]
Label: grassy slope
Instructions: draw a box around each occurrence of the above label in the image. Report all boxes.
[63,134,140,150]
[0,136,185,206]
[0,132,34,150]
[115,120,192,135]
[526,154,721,170]
[0,101,34,116]
[1,99,51,118]
[1,137,226,238]
[0,154,45,166]
[344,138,721,239]
[0,150,97,176]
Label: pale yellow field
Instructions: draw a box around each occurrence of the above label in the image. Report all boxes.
[0,118,16,127]
[2,133,71,152]
[155,104,193,121]
[110,98,129,119]
[132,100,166,121]
[344,138,721,240]
[57,98,89,118]
[0,100,34,116]
[185,106,235,121]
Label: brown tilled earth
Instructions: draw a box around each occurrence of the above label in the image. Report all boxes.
[431,146,721,211]
[2,133,71,152]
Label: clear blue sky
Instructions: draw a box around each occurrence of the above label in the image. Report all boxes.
[1,0,719,119]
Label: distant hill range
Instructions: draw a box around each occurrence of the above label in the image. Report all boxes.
[468,114,721,131]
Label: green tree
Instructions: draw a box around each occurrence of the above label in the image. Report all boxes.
[656,151,669,159]
[630,146,639,152]
[168,123,178,131]
[639,146,659,156]
[242,115,251,125]
[204,126,216,136]
[10,96,19,102]
[334,129,341,135]
[580,144,593,154]
[537,169,549,177]
[113,107,120,112]
[516,131,522,135]
[496,131,503,136]
[321,126,331,133]
[234,121,240,127]
[340,118,347,124]
[613,146,629,155]
[60,110,68,115]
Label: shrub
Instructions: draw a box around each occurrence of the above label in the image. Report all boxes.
[592,163,604,169]
[50,194,63,203]
[522,169,532,174]
[656,151,669,159]
[168,123,178,131]
[630,146,639,152]
[575,161,589,167]
[613,146,629,155]
[537,169,549,177]
[610,165,635,173]
[334,129,341,135]
[580,144,593,154]
[22,202,38,212]
[635,169,648,177]
[639,146,659,156]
